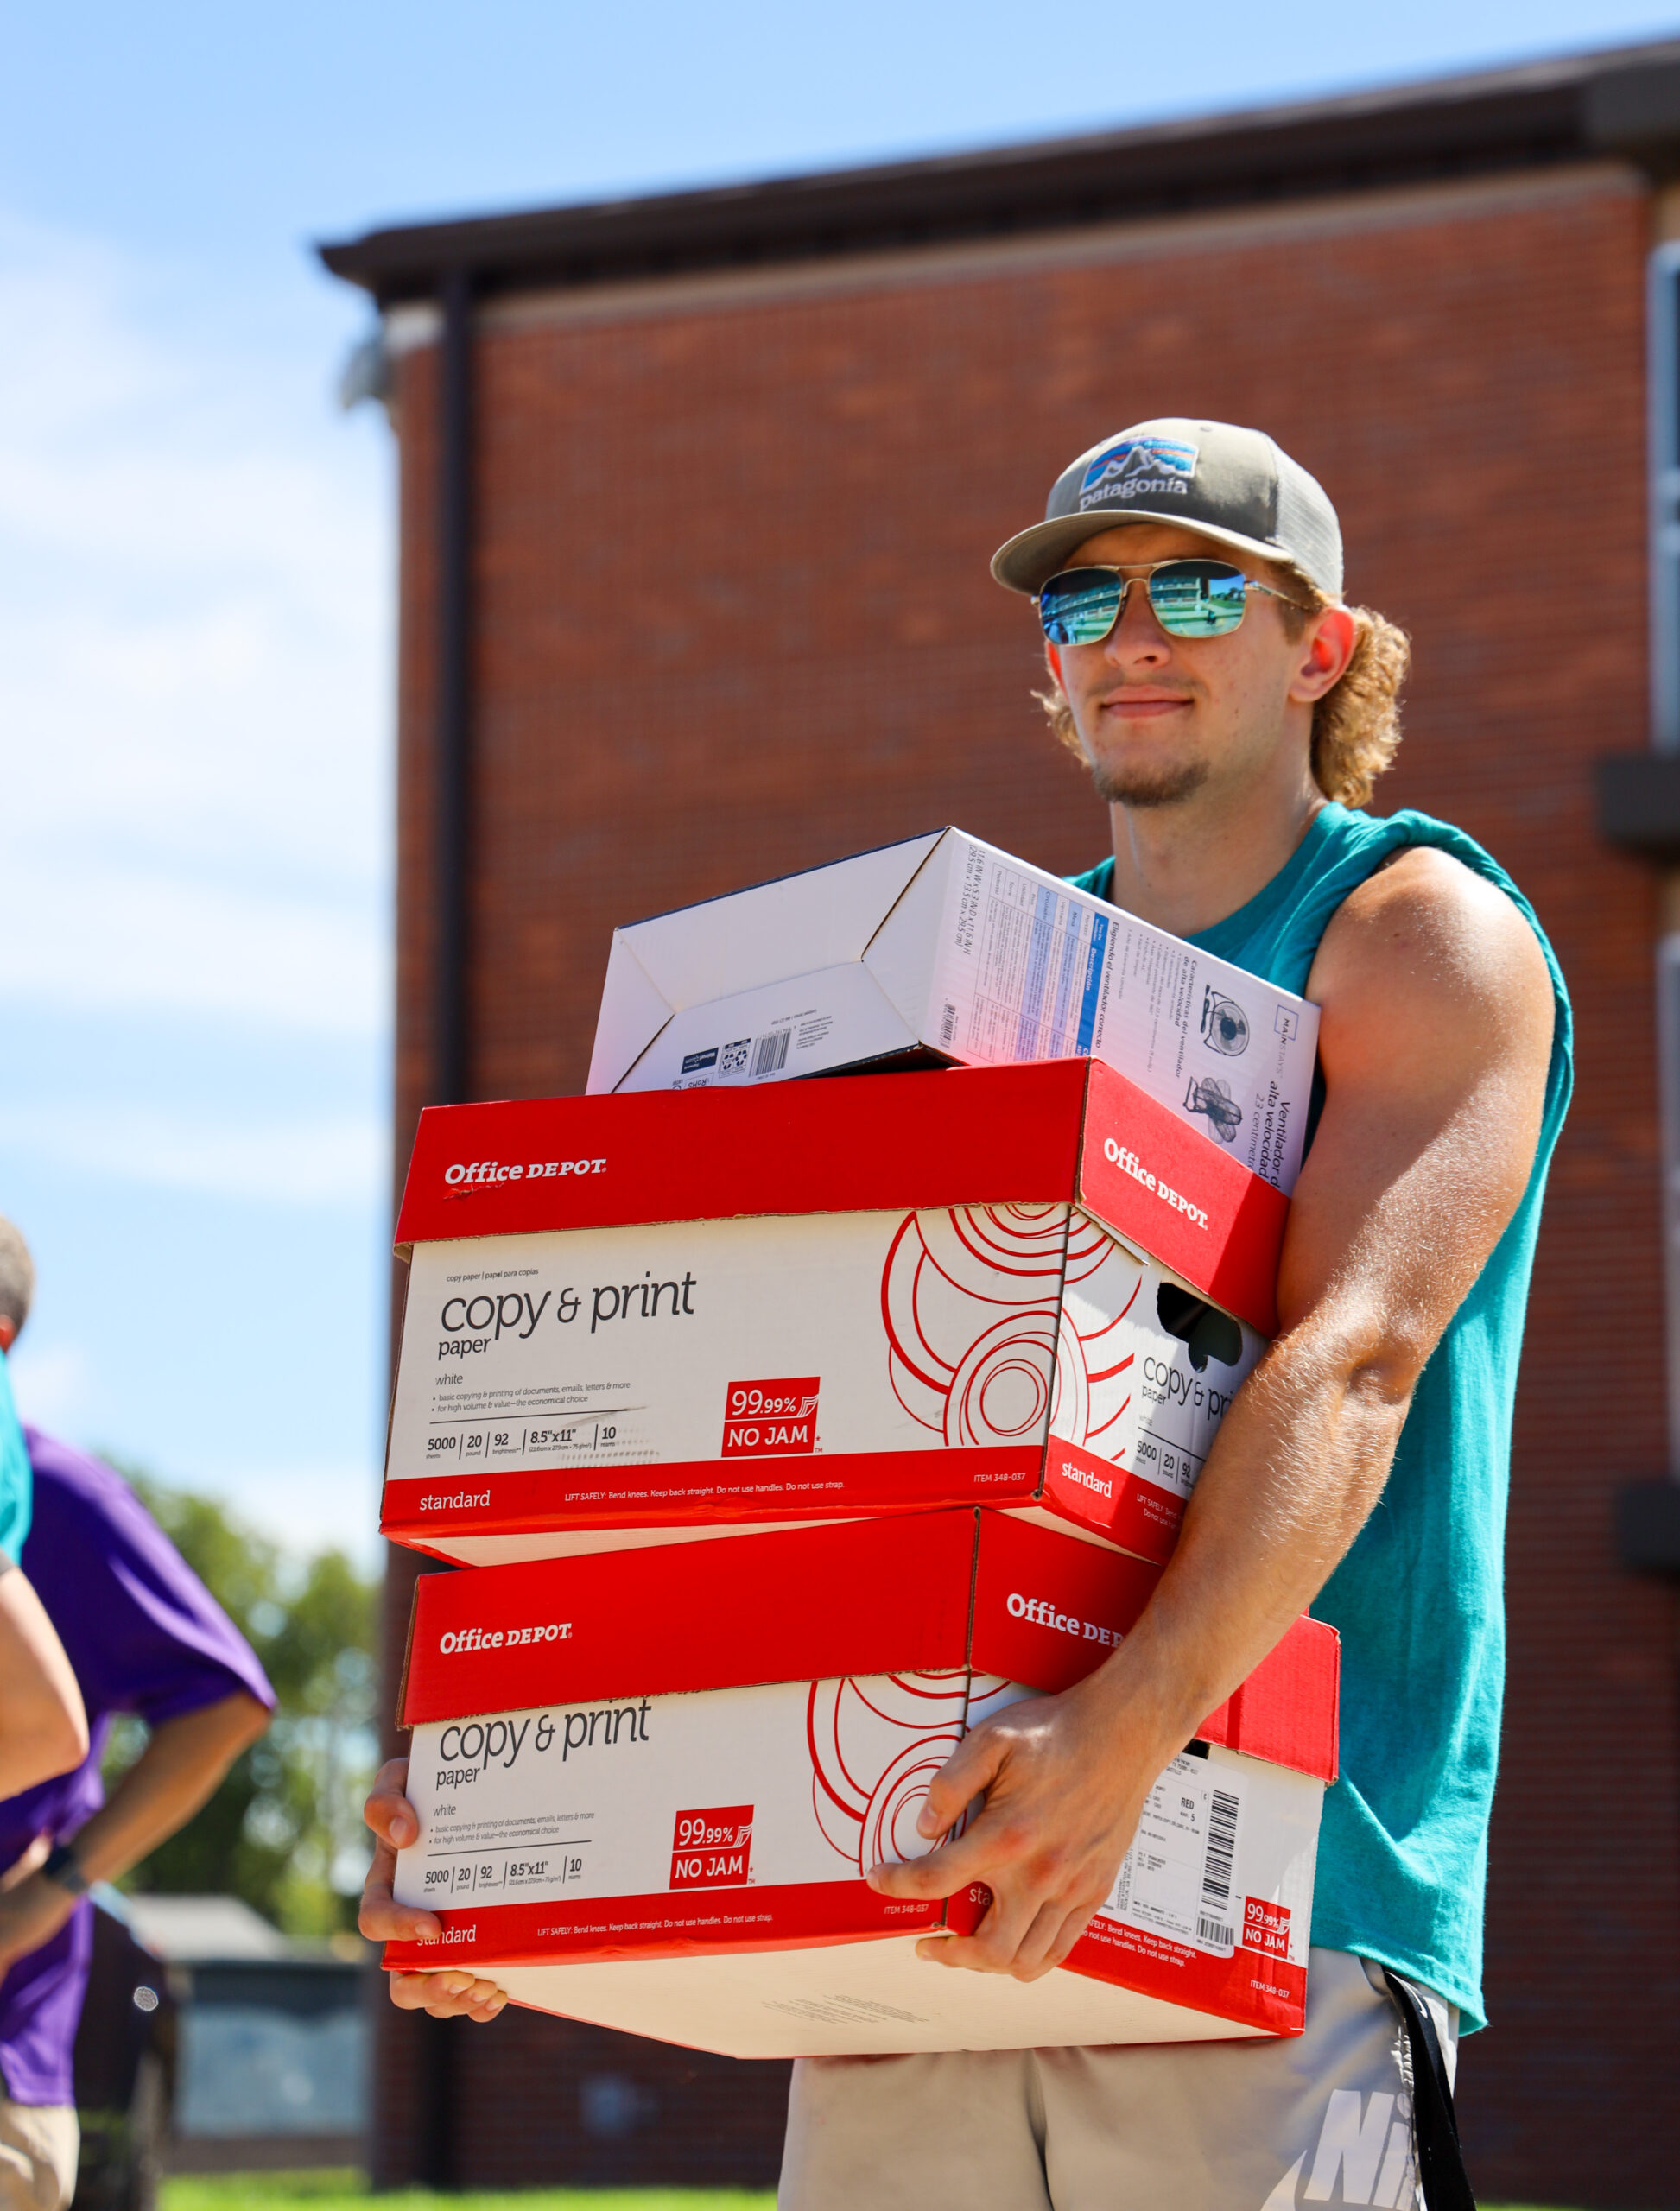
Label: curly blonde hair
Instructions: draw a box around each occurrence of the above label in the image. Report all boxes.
[1037,577,1411,810]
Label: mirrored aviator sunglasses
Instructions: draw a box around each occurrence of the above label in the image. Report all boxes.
[1037,559,1258,645]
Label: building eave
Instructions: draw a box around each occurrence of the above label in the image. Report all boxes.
[318,36,1680,306]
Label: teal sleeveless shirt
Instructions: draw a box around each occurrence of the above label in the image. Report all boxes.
[1071,804,1573,2030]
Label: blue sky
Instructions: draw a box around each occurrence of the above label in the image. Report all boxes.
[2,1,1672,1562]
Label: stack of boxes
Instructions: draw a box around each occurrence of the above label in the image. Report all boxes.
[380,830,1340,2057]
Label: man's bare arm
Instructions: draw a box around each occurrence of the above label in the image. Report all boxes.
[869,848,1556,1977]
[0,1690,269,1970]
[0,1565,88,1796]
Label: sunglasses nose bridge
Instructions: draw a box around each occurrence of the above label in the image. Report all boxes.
[1110,571,1174,647]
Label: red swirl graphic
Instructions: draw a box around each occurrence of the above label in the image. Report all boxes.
[805,1671,1019,1872]
[883,1205,1139,1450]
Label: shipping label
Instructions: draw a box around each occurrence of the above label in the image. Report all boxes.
[1097,1745,1319,1967]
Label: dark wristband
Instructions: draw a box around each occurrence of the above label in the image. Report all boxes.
[41,1842,88,1896]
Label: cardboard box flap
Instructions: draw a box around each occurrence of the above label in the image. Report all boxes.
[859,834,953,1023]
[1076,1059,1288,1335]
[612,832,944,1011]
[586,935,680,1099]
[400,1511,979,1726]
[615,963,922,1095]
[1208,1614,1341,1784]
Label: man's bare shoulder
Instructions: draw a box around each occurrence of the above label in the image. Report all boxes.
[1307,842,1554,1086]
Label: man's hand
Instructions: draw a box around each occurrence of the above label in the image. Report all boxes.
[866,1672,1187,1980]
[360,1758,506,2023]
[0,1868,77,1976]
[0,1836,72,1977]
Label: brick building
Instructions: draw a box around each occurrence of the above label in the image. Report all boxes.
[324,38,1680,2204]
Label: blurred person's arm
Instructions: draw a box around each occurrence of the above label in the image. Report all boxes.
[360,1758,506,2022]
[0,1689,268,1968]
[0,1562,87,1796]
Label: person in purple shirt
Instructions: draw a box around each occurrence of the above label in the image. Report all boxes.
[0,1223,274,2211]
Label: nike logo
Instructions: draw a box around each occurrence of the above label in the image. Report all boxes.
[1263,2091,1417,2209]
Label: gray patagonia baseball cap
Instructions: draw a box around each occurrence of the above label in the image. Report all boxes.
[991,418,1343,599]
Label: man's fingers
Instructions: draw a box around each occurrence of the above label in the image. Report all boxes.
[866,1820,997,1900]
[1027,1900,1102,1980]
[1005,1898,1087,1983]
[360,1889,443,1944]
[916,1887,1105,1980]
[916,1728,1005,1841]
[365,1760,420,1851]
[387,1969,507,2020]
[358,1849,441,1945]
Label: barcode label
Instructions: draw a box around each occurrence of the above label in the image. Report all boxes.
[1201,1788,1239,1910]
[751,1031,791,1077]
[940,1001,959,1046]
[1197,1914,1235,1949]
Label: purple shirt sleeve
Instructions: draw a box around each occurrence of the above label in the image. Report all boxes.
[19,1432,276,1731]
[0,1435,277,2105]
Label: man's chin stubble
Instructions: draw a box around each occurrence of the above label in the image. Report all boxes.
[1087,757,1211,808]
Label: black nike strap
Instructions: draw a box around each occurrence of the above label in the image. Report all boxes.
[1381,1967,1476,2211]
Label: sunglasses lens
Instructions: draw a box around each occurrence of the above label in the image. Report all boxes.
[1038,568,1124,646]
[1149,561,1248,637]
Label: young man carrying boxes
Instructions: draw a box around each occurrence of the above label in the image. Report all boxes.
[362,419,1569,2211]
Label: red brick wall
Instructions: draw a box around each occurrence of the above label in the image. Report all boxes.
[380,166,1680,2202]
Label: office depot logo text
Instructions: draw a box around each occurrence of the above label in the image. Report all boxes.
[1006,1592,1123,1648]
[1102,1138,1209,1229]
[438,1623,572,1654]
[444,1158,606,1187]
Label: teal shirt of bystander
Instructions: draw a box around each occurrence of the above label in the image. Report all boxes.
[1070,803,1573,2030]
[0,1355,32,1562]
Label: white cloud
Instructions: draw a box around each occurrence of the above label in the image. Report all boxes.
[0,1102,386,1206]
[7,855,383,1036]
[214,1458,384,1569]
[8,1340,94,1435]
[0,211,392,1036]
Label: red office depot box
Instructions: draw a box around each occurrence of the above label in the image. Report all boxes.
[385,1511,1338,2056]
[382,1062,1289,1571]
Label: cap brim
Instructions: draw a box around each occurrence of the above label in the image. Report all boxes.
[990,512,1303,596]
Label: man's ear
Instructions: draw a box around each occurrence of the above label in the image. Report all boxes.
[1044,640,1065,694]
[1289,605,1357,704]
[0,1318,16,1356]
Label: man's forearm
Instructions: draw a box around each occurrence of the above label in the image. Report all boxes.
[0,1692,270,1974]
[1099,1306,1410,1742]
[62,1693,270,1886]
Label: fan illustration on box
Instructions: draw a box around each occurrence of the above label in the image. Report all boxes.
[881,1204,1140,1454]
[807,1670,1019,1873]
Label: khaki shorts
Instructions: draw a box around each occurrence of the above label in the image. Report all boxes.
[0,2102,77,2211]
[779,1948,1456,2211]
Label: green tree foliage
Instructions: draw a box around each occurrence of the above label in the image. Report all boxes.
[102,1464,377,1939]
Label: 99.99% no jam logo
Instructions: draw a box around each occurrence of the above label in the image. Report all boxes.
[670,1805,754,1889]
[721,1378,820,1459]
